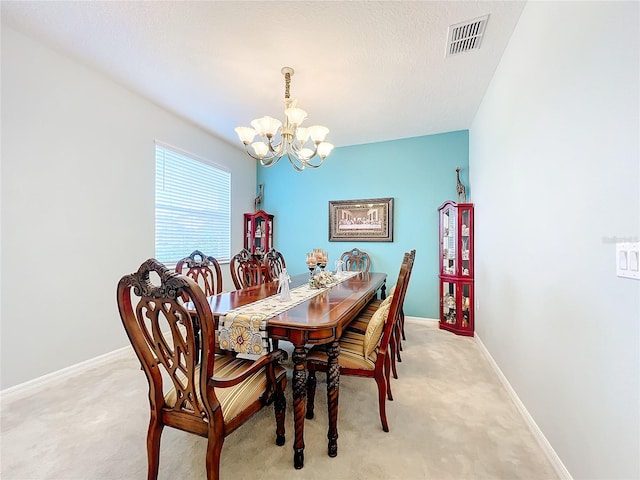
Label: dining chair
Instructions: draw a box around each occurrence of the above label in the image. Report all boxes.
[175,249,223,297]
[348,250,416,379]
[305,251,412,433]
[117,259,287,480]
[339,247,371,272]
[175,250,224,361]
[264,248,287,281]
[230,248,270,289]
[351,249,415,401]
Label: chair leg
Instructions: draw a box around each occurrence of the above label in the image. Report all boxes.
[375,372,390,433]
[274,378,287,446]
[205,429,224,480]
[306,369,317,420]
[401,309,406,341]
[146,417,163,480]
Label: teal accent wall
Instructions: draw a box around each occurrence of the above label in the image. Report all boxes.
[257,130,469,319]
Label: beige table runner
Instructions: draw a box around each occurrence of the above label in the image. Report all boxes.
[218,271,358,359]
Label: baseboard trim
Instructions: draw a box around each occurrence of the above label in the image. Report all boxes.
[475,333,573,480]
[1,345,134,404]
[405,315,439,324]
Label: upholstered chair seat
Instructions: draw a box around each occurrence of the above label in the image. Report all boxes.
[306,332,379,371]
[164,356,287,423]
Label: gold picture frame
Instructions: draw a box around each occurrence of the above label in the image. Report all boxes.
[329,197,394,242]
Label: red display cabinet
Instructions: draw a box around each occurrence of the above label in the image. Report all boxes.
[244,210,273,258]
[438,201,474,336]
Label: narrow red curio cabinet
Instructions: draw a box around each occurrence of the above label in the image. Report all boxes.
[244,210,274,258]
[438,201,474,336]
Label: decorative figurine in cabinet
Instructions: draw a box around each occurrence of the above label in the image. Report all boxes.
[438,201,474,336]
[244,210,273,258]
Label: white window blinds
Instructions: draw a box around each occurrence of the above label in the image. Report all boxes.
[155,143,231,263]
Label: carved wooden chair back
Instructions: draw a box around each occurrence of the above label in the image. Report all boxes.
[117,259,287,480]
[175,250,223,297]
[306,251,412,433]
[340,248,371,272]
[264,249,287,281]
[230,248,269,289]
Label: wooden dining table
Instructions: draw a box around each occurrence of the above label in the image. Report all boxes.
[202,271,386,469]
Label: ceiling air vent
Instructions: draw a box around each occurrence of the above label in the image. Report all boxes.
[446,14,489,57]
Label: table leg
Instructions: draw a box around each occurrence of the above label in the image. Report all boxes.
[292,346,307,469]
[326,339,340,457]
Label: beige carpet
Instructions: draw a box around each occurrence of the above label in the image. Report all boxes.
[0,321,559,480]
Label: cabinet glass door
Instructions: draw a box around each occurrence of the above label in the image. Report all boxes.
[441,207,457,275]
[461,208,470,277]
[254,216,264,255]
[461,283,471,328]
[459,206,472,277]
[441,281,457,325]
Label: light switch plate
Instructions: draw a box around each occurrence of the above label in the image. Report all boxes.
[616,242,639,279]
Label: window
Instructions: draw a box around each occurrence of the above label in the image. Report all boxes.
[155,142,231,263]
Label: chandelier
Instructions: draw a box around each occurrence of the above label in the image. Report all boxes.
[235,67,334,171]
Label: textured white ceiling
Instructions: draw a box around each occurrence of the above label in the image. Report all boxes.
[1,1,525,148]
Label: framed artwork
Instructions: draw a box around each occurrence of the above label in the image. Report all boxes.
[329,197,394,242]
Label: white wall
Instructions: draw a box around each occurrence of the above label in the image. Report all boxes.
[470,2,639,479]
[0,25,256,389]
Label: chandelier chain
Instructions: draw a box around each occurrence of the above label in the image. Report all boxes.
[284,71,291,100]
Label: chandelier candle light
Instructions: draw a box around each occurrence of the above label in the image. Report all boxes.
[235,67,334,171]
[306,249,328,278]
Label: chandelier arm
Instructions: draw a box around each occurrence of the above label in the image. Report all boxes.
[268,134,289,154]
[289,140,322,162]
[285,152,308,172]
[285,146,324,170]
[298,155,324,168]
[268,137,290,165]
[242,144,279,163]
[260,156,281,167]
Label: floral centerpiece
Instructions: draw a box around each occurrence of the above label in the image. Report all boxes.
[309,270,337,289]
